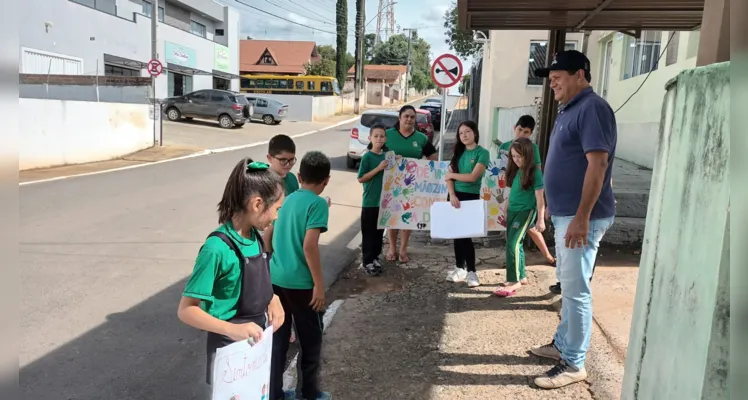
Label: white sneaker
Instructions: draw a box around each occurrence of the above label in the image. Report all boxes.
[446,267,468,282]
[466,271,480,287]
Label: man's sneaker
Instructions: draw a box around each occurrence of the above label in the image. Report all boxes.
[466,271,480,287]
[363,262,380,276]
[534,361,587,389]
[530,342,561,360]
[549,282,562,294]
[283,389,298,400]
[446,267,468,282]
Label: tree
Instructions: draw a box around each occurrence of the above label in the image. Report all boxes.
[364,33,377,62]
[443,2,482,59]
[317,44,336,60]
[335,0,348,85]
[371,33,434,93]
[459,73,471,94]
[410,69,429,92]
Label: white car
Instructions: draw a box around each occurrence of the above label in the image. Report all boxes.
[347,110,400,169]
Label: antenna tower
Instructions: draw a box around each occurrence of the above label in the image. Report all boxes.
[375,0,396,44]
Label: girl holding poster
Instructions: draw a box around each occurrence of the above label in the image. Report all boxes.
[444,121,490,288]
[494,138,546,297]
[177,158,286,393]
[357,124,389,276]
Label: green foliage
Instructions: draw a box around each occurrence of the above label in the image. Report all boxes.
[459,73,471,94]
[317,44,336,60]
[443,2,482,59]
[335,0,348,85]
[304,58,335,77]
[370,33,433,93]
[364,33,377,62]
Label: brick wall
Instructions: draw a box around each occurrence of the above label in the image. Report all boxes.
[19,74,152,87]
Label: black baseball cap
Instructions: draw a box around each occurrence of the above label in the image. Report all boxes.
[534,50,591,81]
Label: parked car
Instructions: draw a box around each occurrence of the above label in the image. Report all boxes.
[347,110,399,169]
[243,95,289,125]
[416,109,435,143]
[163,89,251,129]
[423,97,441,105]
[419,102,442,129]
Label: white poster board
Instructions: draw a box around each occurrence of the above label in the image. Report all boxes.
[429,200,488,239]
[212,325,274,400]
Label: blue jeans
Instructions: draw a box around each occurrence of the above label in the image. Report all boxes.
[551,215,614,369]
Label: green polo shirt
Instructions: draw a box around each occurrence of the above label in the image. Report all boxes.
[508,168,544,212]
[385,128,431,159]
[270,189,329,289]
[499,140,542,166]
[283,172,300,195]
[182,223,261,321]
[453,145,490,194]
[358,150,386,207]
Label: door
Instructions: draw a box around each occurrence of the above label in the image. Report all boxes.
[254,98,269,118]
[191,90,212,117]
[600,41,613,99]
[183,91,206,116]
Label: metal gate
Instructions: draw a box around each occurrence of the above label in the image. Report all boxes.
[21,48,84,75]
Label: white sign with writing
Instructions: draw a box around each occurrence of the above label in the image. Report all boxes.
[212,326,273,400]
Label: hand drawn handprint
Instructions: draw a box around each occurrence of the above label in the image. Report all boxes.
[401,212,413,224]
[392,201,402,212]
[484,175,497,188]
[384,175,394,191]
[379,210,392,227]
[381,193,393,209]
[429,160,435,172]
[401,187,413,197]
[489,163,501,177]
[393,186,403,198]
[402,201,412,211]
[404,173,416,186]
[398,159,407,172]
[481,187,492,201]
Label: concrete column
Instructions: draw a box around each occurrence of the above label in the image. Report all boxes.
[696,0,730,66]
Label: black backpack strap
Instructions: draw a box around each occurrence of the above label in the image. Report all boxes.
[207,232,245,265]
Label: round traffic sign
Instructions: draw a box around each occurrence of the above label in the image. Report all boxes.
[147,59,163,76]
[430,53,463,89]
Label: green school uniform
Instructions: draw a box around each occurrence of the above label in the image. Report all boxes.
[499,140,542,166]
[182,223,261,321]
[453,145,491,194]
[270,189,329,289]
[283,172,300,195]
[385,127,431,159]
[508,168,544,212]
[358,150,386,208]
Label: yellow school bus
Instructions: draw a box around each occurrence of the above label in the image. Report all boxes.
[240,75,340,96]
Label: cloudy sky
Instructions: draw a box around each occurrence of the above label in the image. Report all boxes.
[218,0,472,72]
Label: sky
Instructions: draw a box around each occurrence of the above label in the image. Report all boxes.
[217,0,473,77]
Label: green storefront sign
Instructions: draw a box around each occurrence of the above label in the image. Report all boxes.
[214,44,230,73]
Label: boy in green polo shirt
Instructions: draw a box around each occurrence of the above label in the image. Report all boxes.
[498,115,542,165]
[266,134,300,195]
[269,151,332,400]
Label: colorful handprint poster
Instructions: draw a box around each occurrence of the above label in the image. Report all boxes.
[377,151,450,230]
[480,152,510,231]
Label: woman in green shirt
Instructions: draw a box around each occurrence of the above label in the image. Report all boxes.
[384,105,438,263]
[444,120,490,288]
[494,138,546,297]
[177,158,287,389]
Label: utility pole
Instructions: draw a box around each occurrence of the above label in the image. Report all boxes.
[403,28,415,102]
[150,1,160,146]
[354,0,365,114]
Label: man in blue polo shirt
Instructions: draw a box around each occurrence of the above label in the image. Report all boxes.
[528,50,617,390]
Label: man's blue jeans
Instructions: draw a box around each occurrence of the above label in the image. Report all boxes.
[551,215,614,369]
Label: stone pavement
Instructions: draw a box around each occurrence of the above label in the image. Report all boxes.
[321,233,595,399]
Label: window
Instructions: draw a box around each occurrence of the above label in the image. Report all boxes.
[190,20,207,38]
[215,29,225,36]
[527,41,578,85]
[210,91,229,102]
[262,55,273,64]
[665,32,680,66]
[623,31,662,79]
[240,78,251,89]
[190,91,208,101]
[271,79,280,89]
[321,81,331,92]
[307,81,315,90]
[287,79,294,88]
[279,80,288,89]
[295,81,304,90]
[105,64,140,77]
[142,1,164,22]
[256,99,269,107]
[360,114,399,128]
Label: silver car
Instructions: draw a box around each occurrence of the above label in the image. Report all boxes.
[244,95,289,125]
[347,110,400,169]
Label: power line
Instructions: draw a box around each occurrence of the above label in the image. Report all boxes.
[234,0,338,34]
[614,31,676,114]
[263,0,336,26]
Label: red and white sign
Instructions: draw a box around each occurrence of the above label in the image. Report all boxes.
[430,53,463,89]
[147,59,163,76]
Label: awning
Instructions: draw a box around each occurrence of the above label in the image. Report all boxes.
[166,63,212,76]
[103,54,147,69]
[457,0,705,32]
[212,69,241,80]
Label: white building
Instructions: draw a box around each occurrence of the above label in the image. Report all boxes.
[20,0,242,99]
[586,30,702,169]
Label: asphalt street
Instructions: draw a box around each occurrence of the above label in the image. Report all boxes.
[19,98,436,399]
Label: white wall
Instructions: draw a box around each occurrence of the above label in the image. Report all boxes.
[586,30,700,168]
[20,99,156,170]
[312,97,337,121]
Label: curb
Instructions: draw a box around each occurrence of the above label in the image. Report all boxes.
[282,299,345,390]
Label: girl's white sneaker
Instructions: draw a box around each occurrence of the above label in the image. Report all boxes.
[467,272,480,287]
[446,267,468,282]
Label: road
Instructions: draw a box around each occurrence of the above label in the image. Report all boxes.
[19,99,429,399]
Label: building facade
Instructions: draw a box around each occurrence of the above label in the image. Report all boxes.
[20,0,242,99]
[586,30,701,169]
[475,30,585,153]
[239,40,320,76]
